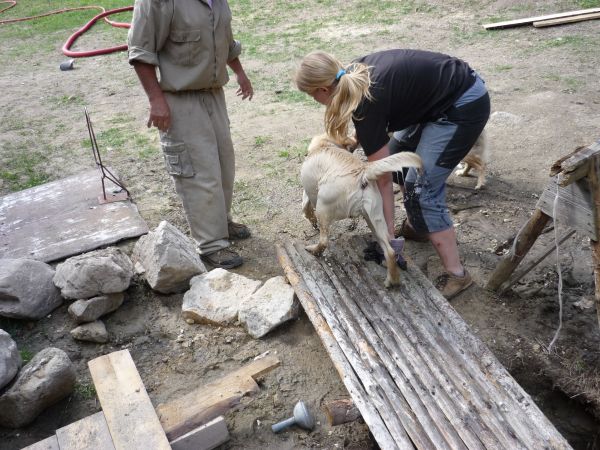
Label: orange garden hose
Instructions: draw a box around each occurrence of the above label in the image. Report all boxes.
[0,1,132,57]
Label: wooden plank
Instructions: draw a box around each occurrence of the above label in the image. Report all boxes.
[533,11,600,27]
[483,7,600,29]
[21,435,60,450]
[156,355,280,441]
[55,411,115,450]
[588,156,600,329]
[559,141,600,175]
[0,168,148,263]
[276,243,399,449]
[536,176,596,240]
[88,350,171,450]
[169,416,229,450]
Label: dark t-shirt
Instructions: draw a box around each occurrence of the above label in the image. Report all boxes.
[352,49,475,155]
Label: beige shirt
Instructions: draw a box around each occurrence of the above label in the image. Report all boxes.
[127,0,242,92]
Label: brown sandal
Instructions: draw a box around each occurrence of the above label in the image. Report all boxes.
[395,218,429,242]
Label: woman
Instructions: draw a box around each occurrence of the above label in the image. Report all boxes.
[294,49,490,299]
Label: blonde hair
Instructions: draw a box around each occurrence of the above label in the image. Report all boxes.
[294,51,372,143]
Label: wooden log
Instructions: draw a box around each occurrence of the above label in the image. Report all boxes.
[88,350,171,450]
[533,11,600,27]
[483,7,600,29]
[322,399,362,426]
[169,416,229,450]
[282,241,418,448]
[156,355,280,440]
[486,208,551,291]
[588,155,600,329]
[55,411,115,450]
[275,243,401,450]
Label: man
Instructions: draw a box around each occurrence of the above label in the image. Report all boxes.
[128,0,253,269]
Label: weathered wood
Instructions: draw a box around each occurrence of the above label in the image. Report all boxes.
[88,350,171,450]
[283,241,417,448]
[169,416,229,450]
[483,7,600,29]
[55,411,115,450]
[536,176,596,240]
[534,11,600,27]
[20,435,60,450]
[156,355,280,440]
[486,209,551,291]
[588,156,600,329]
[557,141,600,175]
[322,399,362,426]
[550,146,588,176]
[275,243,399,449]
[558,162,590,186]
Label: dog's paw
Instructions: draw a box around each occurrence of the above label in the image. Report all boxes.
[305,244,324,256]
[384,275,400,288]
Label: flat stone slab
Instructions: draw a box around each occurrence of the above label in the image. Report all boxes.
[0,168,148,263]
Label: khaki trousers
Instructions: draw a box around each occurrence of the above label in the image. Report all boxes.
[160,89,234,255]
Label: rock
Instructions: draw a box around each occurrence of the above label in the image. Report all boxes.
[0,259,63,320]
[239,276,298,338]
[0,329,21,390]
[182,268,262,326]
[68,293,124,323]
[70,321,109,343]
[489,111,522,126]
[132,221,206,293]
[0,348,76,428]
[53,247,134,299]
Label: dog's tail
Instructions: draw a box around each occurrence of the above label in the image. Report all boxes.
[362,152,423,183]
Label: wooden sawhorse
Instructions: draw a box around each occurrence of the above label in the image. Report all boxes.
[486,140,600,327]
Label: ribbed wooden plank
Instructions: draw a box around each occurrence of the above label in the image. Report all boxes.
[88,350,171,450]
[55,412,115,450]
[276,243,400,449]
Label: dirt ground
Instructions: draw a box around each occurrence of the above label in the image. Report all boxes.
[2,1,600,449]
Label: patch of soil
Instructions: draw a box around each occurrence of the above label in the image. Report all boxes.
[2,1,600,449]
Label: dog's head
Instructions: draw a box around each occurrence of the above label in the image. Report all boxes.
[307,133,359,155]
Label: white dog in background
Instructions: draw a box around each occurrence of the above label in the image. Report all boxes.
[300,134,422,287]
[455,129,489,190]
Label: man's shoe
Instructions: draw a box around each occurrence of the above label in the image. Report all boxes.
[395,218,428,242]
[202,247,243,269]
[228,221,251,239]
[435,269,473,300]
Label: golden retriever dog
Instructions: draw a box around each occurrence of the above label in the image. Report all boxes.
[455,129,488,189]
[301,134,422,287]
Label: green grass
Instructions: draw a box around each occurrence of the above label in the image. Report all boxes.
[20,349,34,364]
[74,381,97,400]
[0,147,51,191]
[81,126,155,159]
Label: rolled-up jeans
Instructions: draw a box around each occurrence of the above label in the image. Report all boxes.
[159,88,234,255]
[389,74,490,234]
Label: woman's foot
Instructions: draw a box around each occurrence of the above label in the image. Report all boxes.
[435,269,473,300]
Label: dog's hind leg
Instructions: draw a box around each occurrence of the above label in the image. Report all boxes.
[474,161,486,190]
[362,211,400,287]
[305,209,332,257]
[302,191,318,229]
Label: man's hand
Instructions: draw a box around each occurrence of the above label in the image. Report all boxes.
[236,71,253,100]
[147,95,171,132]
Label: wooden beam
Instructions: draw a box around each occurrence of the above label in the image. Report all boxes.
[169,416,229,450]
[483,8,600,29]
[533,11,600,27]
[588,156,600,329]
[55,411,115,450]
[88,350,171,450]
[156,356,280,441]
[558,141,600,175]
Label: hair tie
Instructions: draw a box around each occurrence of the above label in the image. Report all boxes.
[335,69,346,81]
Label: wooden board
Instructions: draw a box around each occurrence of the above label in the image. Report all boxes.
[483,7,600,29]
[20,435,60,450]
[55,411,115,450]
[169,416,229,450]
[277,237,572,449]
[0,168,148,262]
[156,355,280,441]
[533,11,600,27]
[88,350,171,450]
[536,176,596,240]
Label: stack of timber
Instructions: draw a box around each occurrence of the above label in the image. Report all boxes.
[277,236,572,449]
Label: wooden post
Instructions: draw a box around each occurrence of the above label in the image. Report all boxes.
[486,208,551,291]
[587,155,600,328]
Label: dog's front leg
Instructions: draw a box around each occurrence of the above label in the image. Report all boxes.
[302,191,318,229]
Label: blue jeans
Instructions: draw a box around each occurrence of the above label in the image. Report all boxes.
[389,74,490,233]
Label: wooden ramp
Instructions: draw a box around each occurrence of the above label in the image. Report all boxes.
[276,236,572,450]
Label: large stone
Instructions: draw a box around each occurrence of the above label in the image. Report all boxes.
[132,221,206,293]
[0,329,21,390]
[238,276,298,338]
[68,293,124,323]
[0,348,75,428]
[70,321,108,343]
[53,247,134,299]
[0,259,63,320]
[182,268,262,326]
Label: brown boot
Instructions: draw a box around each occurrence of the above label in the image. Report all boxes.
[202,247,243,269]
[228,221,251,239]
[395,218,428,242]
[435,269,473,300]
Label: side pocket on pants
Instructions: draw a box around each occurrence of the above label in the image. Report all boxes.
[161,142,195,177]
